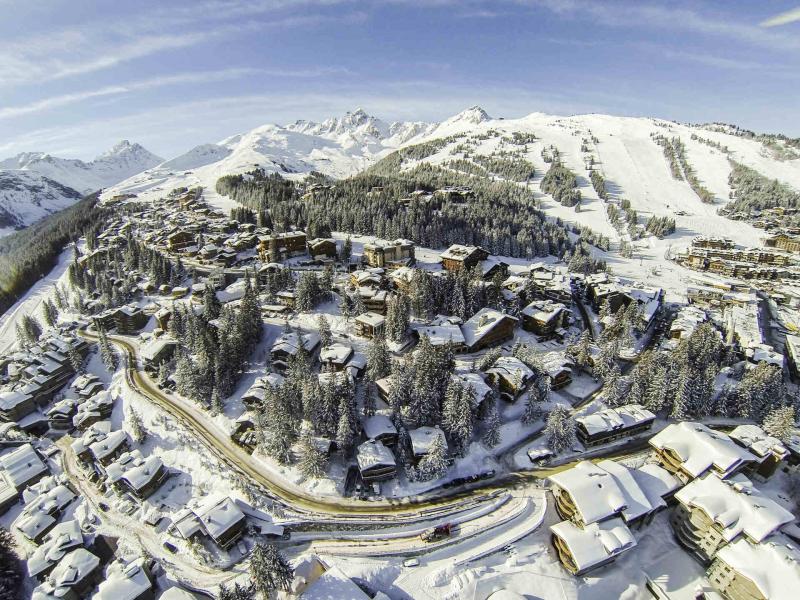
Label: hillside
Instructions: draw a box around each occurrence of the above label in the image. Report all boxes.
[100,107,800,289]
[0,140,161,234]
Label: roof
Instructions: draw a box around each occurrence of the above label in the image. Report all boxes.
[675,473,793,543]
[440,244,484,261]
[729,424,789,461]
[409,426,446,456]
[26,520,83,578]
[37,548,100,596]
[195,495,245,541]
[576,404,655,437]
[0,443,47,489]
[362,415,397,440]
[300,565,371,600]
[320,343,353,365]
[89,429,129,462]
[485,356,533,383]
[453,372,492,405]
[595,460,679,523]
[461,308,517,349]
[355,312,385,327]
[95,558,153,600]
[550,517,636,572]
[272,332,321,356]
[549,461,628,524]
[105,450,165,492]
[140,337,177,362]
[356,440,396,471]
[715,535,800,600]
[649,422,756,479]
[416,322,465,346]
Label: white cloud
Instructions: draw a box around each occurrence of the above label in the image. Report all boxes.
[761,7,800,28]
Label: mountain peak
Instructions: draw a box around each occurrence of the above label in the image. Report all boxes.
[447,106,492,125]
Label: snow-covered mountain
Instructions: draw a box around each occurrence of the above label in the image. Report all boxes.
[0,140,162,195]
[0,140,162,235]
[0,171,83,233]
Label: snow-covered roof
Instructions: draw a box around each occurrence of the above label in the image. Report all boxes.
[409,426,446,457]
[320,343,353,365]
[649,422,756,479]
[485,356,533,384]
[356,440,396,471]
[521,299,567,321]
[272,331,321,356]
[0,389,30,411]
[453,372,492,404]
[89,429,129,462]
[300,565,371,600]
[595,460,679,523]
[34,548,100,598]
[729,424,789,462]
[0,443,47,489]
[362,415,397,440]
[105,450,165,493]
[416,322,466,346]
[140,336,177,362]
[355,312,385,327]
[461,308,517,349]
[26,520,83,578]
[159,587,201,600]
[550,517,636,572]
[195,495,245,541]
[549,461,628,524]
[440,244,483,261]
[669,305,707,338]
[675,473,794,543]
[715,535,800,600]
[575,404,655,437]
[95,558,153,600]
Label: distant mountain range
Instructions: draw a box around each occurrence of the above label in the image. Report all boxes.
[0,141,162,233]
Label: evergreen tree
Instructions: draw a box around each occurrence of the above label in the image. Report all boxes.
[297,431,328,479]
[98,329,118,371]
[339,292,352,321]
[385,294,410,343]
[442,380,474,457]
[603,364,622,406]
[127,408,147,444]
[41,299,58,328]
[217,583,256,600]
[545,406,577,453]
[249,543,293,597]
[366,330,391,382]
[0,527,23,600]
[336,398,356,457]
[210,388,224,416]
[67,344,84,374]
[317,314,332,348]
[351,291,366,316]
[567,330,592,372]
[416,433,449,481]
[671,365,692,420]
[762,405,796,441]
[202,282,221,321]
[295,272,321,312]
[482,396,501,448]
[340,236,352,264]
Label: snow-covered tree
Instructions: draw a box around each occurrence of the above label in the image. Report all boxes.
[443,380,474,456]
[217,583,255,600]
[249,543,293,597]
[603,364,623,406]
[297,431,328,479]
[295,272,321,312]
[0,527,23,599]
[385,294,410,343]
[317,314,332,348]
[67,344,84,374]
[477,347,502,371]
[416,434,449,481]
[567,330,592,372]
[482,397,501,448]
[545,406,577,453]
[127,408,147,444]
[339,236,352,263]
[336,398,356,457]
[98,329,118,372]
[763,405,796,441]
[366,330,391,382]
[41,299,58,329]
[202,282,221,321]
[210,388,224,416]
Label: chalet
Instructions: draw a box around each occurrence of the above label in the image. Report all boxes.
[31,548,102,600]
[319,343,354,372]
[550,517,636,576]
[668,305,707,340]
[166,231,195,252]
[73,392,115,430]
[172,495,247,549]
[389,266,415,294]
[362,415,398,446]
[409,426,447,463]
[521,299,569,339]
[485,356,533,401]
[539,351,573,389]
[88,429,131,469]
[460,308,517,353]
[434,186,473,203]
[92,305,149,334]
[354,312,385,339]
[276,290,297,309]
[359,287,389,314]
[300,565,372,600]
[728,424,789,480]
[693,236,735,250]
[105,450,169,500]
[649,422,756,484]
[241,373,284,409]
[707,536,800,600]
[349,268,383,289]
[307,238,337,260]
[15,482,77,543]
[0,389,34,422]
[258,231,307,261]
[95,558,155,600]
[46,399,78,432]
[270,332,321,371]
[415,316,466,352]
[27,520,84,580]
[451,372,493,410]
[440,245,489,272]
[363,239,416,269]
[764,232,800,253]
[480,257,509,280]
[575,404,655,448]
[671,472,793,564]
[140,337,178,373]
[0,444,49,514]
[356,440,397,483]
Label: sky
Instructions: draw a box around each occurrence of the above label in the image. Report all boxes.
[1,0,799,160]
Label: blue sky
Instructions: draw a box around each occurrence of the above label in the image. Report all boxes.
[1,0,799,159]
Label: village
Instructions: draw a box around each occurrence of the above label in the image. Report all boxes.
[0,181,799,600]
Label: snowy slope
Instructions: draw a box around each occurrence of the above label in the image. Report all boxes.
[0,170,83,232]
[0,140,162,194]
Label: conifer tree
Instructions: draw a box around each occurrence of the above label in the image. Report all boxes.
[98,329,118,371]
[416,433,449,481]
[545,406,577,453]
[67,344,84,374]
[762,405,796,441]
[366,330,391,382]
[482,397,501,448]
[127,408,147,444]
[443,380,474,457]
[249,543,293,597]
[603,364,622,406]
[0,527,23,599]
[336,398,356,457]
[297,431,327,479]
[317,314,332,348]
[202,282,221,321]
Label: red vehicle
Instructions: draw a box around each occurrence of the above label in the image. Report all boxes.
[420,523,452,543]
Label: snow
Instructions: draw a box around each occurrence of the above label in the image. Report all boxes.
[575,404,655,437]
[674,472,794,543]
[714,535,800,600]
[550,516,636,573]
[0,443,48,489]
